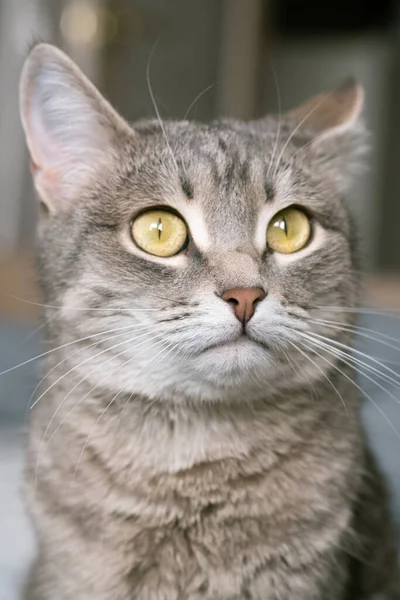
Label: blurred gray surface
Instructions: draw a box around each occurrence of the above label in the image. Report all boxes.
[357,315,400,534]
[0,322,39,600]
[0,317,399,597]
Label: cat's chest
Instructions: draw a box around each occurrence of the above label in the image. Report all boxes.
[100,456,351,600]
[33,401,356,600]
[120,495,349,600]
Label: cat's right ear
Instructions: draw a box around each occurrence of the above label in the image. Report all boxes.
[283,79,367,191]
[20,43,133,211]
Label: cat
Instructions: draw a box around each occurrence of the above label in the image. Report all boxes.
[19,43,399,599]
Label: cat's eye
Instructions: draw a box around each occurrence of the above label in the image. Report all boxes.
[266,207,311,254]
[131,210,189,257]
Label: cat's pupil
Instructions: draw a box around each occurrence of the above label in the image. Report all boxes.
[149,218,164,242]
[277,217,288,236]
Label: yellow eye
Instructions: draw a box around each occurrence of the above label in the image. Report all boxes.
[266,207,311,254]
[131,210,188,257]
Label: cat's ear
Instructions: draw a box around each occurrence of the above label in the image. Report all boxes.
[20,43,133,211]
[285,78,364,137]
[285,79,367,190]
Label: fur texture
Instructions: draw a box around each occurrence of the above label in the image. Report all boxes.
[20,44,399,599]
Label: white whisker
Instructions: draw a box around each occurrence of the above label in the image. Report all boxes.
[272,87,337,179]
[299,340,400,440]
[308,317,400,349]
[30,328,154,410]
[0,323,148,377]
[302,333,400,392]
[301,331,400,386]
[300,334,400,402]
[315,306,400,317]
[73,338,179,478]
[34,331,167,485]
[5,294,160,312]
[18,314,53,346]
[266,62,282,180]
[116,338,178,429]
[146,40,182,177]
[287,137,315,163]
[25,323,155,417]
[289,341,348,415]
[183,83,216,120]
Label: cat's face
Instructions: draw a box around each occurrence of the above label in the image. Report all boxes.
[20,45,366,401]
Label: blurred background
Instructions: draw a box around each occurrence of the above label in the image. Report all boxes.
[1,0,400,269]
[0,1,399,598]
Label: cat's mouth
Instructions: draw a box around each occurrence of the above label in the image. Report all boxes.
[201,333,270,354]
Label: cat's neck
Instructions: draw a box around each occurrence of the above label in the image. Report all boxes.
[63,379,360,479]
[33,353,361,486]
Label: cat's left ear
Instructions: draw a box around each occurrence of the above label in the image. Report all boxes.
[20,43,133,211]
[285,79,367,190]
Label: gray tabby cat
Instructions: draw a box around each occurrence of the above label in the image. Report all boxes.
[19,43,399,599]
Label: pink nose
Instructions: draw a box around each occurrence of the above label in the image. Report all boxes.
[221,287,265,324]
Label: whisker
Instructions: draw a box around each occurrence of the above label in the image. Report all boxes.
[281,347,297,375]
[306,319,400,355]
[0,323,148,377]
[183,83,216,120]
[299,340,400,440]
[280,345,314,397]
[5,294,159,312]
[301,331,400,386]
[73,338,179,479]
[302,336,400,415]
[287,136,315,163]
[18,314,53,347]
[116,338,178,429]
[34,331,166,484]
[146,40,182,177]
[288,341,349,415]
[25,323,155,418]
[151,293,194,307]
[301,333,400,392]
[272,87,338,179]
[30,328,154,410]
[307,317,400,348]
[315,306,400,317]
[266,62,282,180]
[281,347,309,387]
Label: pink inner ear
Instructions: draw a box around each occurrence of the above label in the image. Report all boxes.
[33,161,63,210]
[29,161,39,176]
[20,44,134,210]
[27,109,68,207]
[24,92,99,207]
[28,102,64,169]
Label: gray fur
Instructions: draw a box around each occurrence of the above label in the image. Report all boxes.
[20,44,399,599]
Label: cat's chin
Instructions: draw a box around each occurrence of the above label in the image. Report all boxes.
[192,336,273,386]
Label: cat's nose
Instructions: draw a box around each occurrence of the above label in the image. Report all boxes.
[221,288,266,324]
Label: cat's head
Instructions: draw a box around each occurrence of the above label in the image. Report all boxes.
[19,44,366,402]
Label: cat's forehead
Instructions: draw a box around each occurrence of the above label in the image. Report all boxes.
[126,120,312,251]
